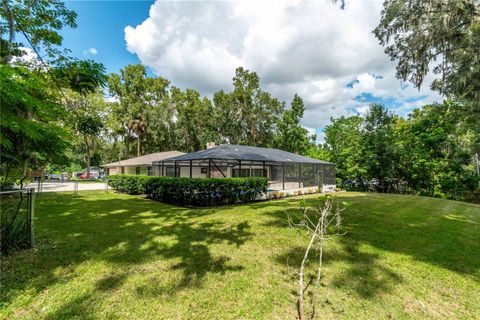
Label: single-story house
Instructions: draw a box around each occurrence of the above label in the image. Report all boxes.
[154,144,336,192]
[102,151,185,176]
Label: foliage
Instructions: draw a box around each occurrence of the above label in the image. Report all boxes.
[275,94,313,154]
[323,102,479,194]
[0,65,70,185]
[107,64,170,157]
[213,67,284,147]
[105,64,314,159]
[0,0,77,61]
[374,0,480,106]
[108,174,268,206]
[107,174,156,195]
[53,59,107,94]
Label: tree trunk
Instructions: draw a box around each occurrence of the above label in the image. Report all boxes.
[124,135,130,158]
[298,229,318,320]
[136,133,141,157]
[84,135,91,178]
[6,5,15,63]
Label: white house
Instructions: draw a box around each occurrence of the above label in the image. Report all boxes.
[102,151,185,176]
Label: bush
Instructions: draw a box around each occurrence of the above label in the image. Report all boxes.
[108,175,158,195]
[108,174,268,206]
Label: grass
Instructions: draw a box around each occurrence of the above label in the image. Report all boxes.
[1,191,479,319]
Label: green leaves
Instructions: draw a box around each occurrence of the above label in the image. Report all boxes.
[323,101,479,195]
[374,0,480,104]
[0,65,70,182]
[54,59,107,94]
[109,175,269,206]
[275,94,313,154]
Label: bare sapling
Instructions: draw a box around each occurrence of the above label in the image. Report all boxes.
[287,195,347,320]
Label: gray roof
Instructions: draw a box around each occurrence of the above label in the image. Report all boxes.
[102,151,185,167]
[160,144,333,164]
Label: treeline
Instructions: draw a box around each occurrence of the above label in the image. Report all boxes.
[320,102,480,196]
[98,65,313,162]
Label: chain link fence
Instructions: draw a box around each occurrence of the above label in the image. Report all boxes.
[0,189,35,255]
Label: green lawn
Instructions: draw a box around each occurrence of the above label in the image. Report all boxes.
[1,191,479,319]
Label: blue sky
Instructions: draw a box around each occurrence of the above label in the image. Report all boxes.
[54,1,440,139]
[61,0,153,74]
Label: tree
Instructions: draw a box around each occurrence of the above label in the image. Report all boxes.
[288,196,347,320]
[0,65,70,186]
[275,94,313,154]
[395,101,479,195]
[64,92,106,178]
[361,103,398,192]
[0,0,79,185]
[374,0,480,105]
[108,64,170,157]
[174,88,217,152]
[323,115,364,186]
[213,67,283,146]
[58,59,107,177]
[0,0,77,62]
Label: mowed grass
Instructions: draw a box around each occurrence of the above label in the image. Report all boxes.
[1,191,479,319]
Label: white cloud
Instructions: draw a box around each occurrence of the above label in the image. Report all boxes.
[84,47,98,55]
[124,0,442,140]
[12,47,47,70]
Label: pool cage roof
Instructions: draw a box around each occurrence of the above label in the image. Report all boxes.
[154,144,333,165]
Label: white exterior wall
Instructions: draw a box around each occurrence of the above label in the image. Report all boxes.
[110,166,148,175]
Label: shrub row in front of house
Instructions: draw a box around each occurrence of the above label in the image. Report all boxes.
[108,174,268,206]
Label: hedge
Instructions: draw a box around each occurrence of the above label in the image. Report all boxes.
[107,174,157,195]
[108,174,268,206]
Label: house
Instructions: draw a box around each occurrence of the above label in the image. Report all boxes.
[154,144,336,192]
[102,151,185,176]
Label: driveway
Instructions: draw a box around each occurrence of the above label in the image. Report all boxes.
[27,181,108,193]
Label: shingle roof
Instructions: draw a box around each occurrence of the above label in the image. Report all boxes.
[102,151,185,167]
[160,144,333,164]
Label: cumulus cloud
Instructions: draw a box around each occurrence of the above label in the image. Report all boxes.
[124,0,442,140]
[84,47,98,55]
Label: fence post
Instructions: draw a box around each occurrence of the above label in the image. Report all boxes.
[105,178,109,194]
[74,181,78,195]
[29,188,35,247]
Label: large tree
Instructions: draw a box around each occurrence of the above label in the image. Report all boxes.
[361,103,398,192]
[0,0,77,62]
[108,64,170,157]
[323,114,365,186]
[275,94,313,154]
[0,65,70,186]
[374,0,480,105]
[213,67,283,146]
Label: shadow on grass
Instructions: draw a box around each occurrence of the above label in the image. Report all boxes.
[267,193,480,298]
[1,192,252,316]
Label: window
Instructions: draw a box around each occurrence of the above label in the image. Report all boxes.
[232,169,250,177]
[135,167,141,175]
[120,167,125,174]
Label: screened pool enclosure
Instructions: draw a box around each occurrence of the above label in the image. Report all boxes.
[152,144,335,191]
